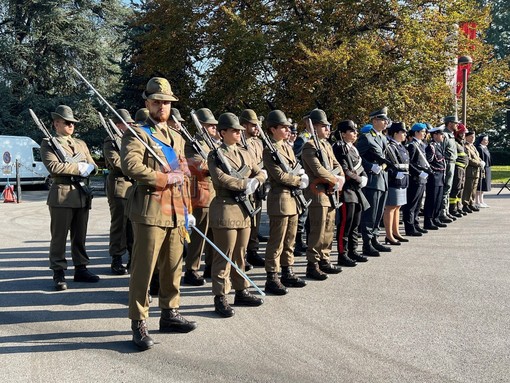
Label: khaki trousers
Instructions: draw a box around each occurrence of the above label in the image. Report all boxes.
[48,206,90,270]
[211,227,250,296]
[107,196,133,257]
[264,214,298,272]
[128,223,184,320]
[185,206,214,271]
[306,206,335,263]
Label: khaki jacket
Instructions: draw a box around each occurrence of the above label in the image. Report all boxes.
[41,136,97,208]
[208,143,266,229]
[263,140,301,216]
[465,142,482,179]
[185,136,216,209]
[301,138,343,207]
[121,120,191,227]
[103,136,133,199]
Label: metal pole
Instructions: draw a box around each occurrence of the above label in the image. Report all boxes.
[462,67,468,126]
[15,160,21,203]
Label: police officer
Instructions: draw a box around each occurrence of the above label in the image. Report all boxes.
[182,107,218,285]
[356,107,391,256]
[332,120,370,266]
[239,109,267,268]
[263,110,307,295]
[41,105,99,291]
[301,109,345,280]
[103,109,134,275]
[403,123,432,236]
[439,116,460,223]
[424,127,447,229]
[207,113,266,317]
[121,77,197,351]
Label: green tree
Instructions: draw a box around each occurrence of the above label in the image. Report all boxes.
[0,0,131,151]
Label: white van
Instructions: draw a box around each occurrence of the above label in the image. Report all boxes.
[0,135,50,187]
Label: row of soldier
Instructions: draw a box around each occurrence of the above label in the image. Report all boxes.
[39,76,491,351]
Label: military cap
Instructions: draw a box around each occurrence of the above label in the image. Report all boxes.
[360,124,373,133]
[134,108,149,123]
[337,120,357,133]
[217,112,245,131]
[465,130,476,137]
[290,124,298,134]
[171,108,185,122]
[388,122,407,135]
[369,107,389,120]
[266,110,291,127]
[112,109,134,124]
[309,109,330,125]
[239,109,259,125]
[428,126,445,134]
[51,105,79,122]
[444,115,460,124]
[142,77,178,101]
[411,122,428,132]
[195,108,218,124]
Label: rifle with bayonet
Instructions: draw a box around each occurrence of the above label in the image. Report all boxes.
[98,112,121,151]
[29,108,93,204]
[171,115,209,161]
[308,118,342,208]
[190,110,261,218]
[257,122,311,210]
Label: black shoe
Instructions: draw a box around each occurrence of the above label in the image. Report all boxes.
[338,253,357,267]
[244,260,253,271]
[257,234,269,242]
[281,266,307,287]
[424,223,439,230]
[246,251,265,267]
[234,289,264,306]
[405,230,422,237]
[439,215,453,224]
[53,270,67,291]
[362,244,380,257]
[463,206,473,213]
[450,210,463,218]
[160,309,197,333]
[131,320,154,351]
[74,267,100,283]
[306,262,328,280]
[318,260,342,274]
[111,255,128,275]
[415,226,428,234]
[349,252,368,262]
[446,212,457,221]
[183,269,205,286]
[469,205,480,212]
[393,235,409,243]
[433,219,447,228]
[265,272,288,295]
[384,237,401,246]
[203,264,212,279]
[293,248,306,257]
[214,295,235,317]
[371,239,392,252]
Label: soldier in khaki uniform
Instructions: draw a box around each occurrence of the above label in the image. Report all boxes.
[263,110,307,295]
[121,77,197,351]
[40,105,99,291]
[207,113,267,317]
[301,109,345,280]
[462,130,483,212]
[239,109,267,268]
[182,108,218,285]
[103,109,134,275]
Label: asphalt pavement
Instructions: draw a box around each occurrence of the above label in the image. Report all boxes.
[1,187,509,383]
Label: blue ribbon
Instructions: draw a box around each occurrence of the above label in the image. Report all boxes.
[141,126,180,171]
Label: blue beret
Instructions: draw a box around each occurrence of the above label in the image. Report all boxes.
[361,124,373,133]
[411,122,428,132]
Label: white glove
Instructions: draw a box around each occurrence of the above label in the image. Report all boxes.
[299,173,309,189]
[260,169,268,180]
[371,164,382,174]
[187,214,196,227]
[419,171,429,179]
[360,176,368,188]
[78,163,95,177]
[333,175,345,191]
[396,172,405,180]
[167,172,184,186]
[245,178,260,195]
[298,169,305,175]
[480,160,486,168]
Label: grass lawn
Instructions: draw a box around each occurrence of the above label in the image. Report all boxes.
[491,165,510,183]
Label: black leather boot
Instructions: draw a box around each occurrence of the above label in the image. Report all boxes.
[234,289,264,306]
[362,242,380,257]
[183,269,205,286]
[214,295,235,317]
[319,260,342,274]
[371,237,391,252]
[265,272,288,295]
[349,251,369,262]
[338,253,357,267]
[131,320,154,350]
[281,266,307,287]
[306,262,328,280]
[160,309,197,333]
[74,266,100,282]
[111,255,128,275]
[53,270,67,291]
[246,251,265,267]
